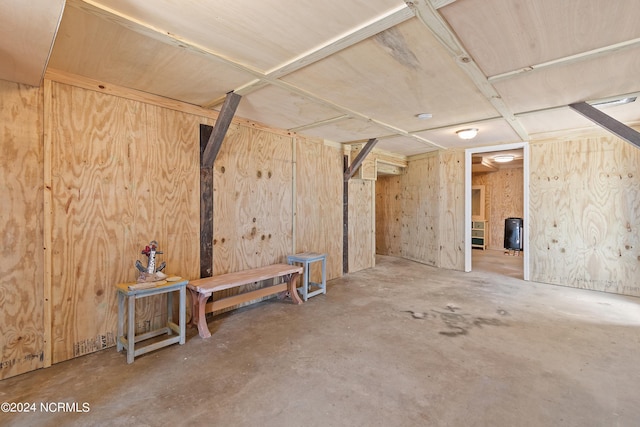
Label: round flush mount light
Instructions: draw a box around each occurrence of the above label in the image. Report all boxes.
[416,113,432,120]
[493,155,514,163]
[456,128,478,140]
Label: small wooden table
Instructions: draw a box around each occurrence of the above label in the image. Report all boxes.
[115,279,188,363]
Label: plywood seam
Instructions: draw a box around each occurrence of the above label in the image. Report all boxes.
[43,79,53,368]
[291,136,297,255]
[488,37,640,83]
[370,182,376,267]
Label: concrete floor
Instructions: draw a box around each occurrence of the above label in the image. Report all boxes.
[2,253,640,426]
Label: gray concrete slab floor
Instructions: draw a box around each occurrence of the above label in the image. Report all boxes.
[1,255,639,426]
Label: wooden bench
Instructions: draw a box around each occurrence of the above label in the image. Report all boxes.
[188,263,303,338]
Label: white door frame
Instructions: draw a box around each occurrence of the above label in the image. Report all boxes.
[464,142,530,281]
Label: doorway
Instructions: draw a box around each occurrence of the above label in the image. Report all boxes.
[464,142,530,280]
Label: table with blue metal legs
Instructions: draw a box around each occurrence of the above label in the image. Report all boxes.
[286,252,327,301]
[115,279,187,363]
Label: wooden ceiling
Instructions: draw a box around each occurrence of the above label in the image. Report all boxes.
[3,0,640,156]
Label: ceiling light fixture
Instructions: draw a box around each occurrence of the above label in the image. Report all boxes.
[493,155,514,163]
[591,97,636,108]
[416,113,432,120]
[456,128,478,140]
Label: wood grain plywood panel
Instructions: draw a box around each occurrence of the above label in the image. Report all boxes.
[50,83,138,362]
[518,107,598,137]
[212,125,293,275]
[90,0,408,71]
[236,85,344,131]
[208,124,294,312]
[375,175,403,256]
[283,18,497,132]
[530,137,640,296]
[348,179,375,273]
[374,135,436,157]
[300,118,391,144]
[401,154,439,266]
[473,167,524,251]
[357,158,377,181]
[492,46,640,114]
[441,0,640,76]
[438,151,464,270]
[295,137,343,281]
[529,141,574,285]
[521,106,640,140]
[0,81,44,379]
[49,82,201,363]
[145,105,200,280]
[0,0,65,85]
[49,5,253,106]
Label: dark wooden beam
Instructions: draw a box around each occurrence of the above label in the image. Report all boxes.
[569,101,640,149]
[343,155,349,274]
[201,91,242,168]
[344,138,379,181]
[200,124,214,278]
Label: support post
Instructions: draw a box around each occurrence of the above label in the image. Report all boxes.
[343,155,349,274]
[569,101,640,149]
[201,91,242,168]
[200,125,214,278]
[199,92,241,277]
[344,138,379,181]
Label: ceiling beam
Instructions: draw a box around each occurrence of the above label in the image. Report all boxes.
[202,80,269,108]
[489,37,640,83]
[289,115,351,133]
[430,0,458,9]
[201,92,242,168]
[345,138,379,181]
[569,102,640,149]
[410,115,504,134]
[407,0,530,142]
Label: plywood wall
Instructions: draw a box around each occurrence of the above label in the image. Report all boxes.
[376,136,639,297]
[438,151,465,270]
[0,80,44,379]
[212,123,293,274]
[205,124,298,310]
[401,153,440,266]
[348,179,376,272]
[47,81,321,362]
[48,82,201,363]
[295,136,343,281]
[1,76,359,376]
[530,136,640,296]
[375,151,464,270]
[375,175,402,256]
[472,166,524,250]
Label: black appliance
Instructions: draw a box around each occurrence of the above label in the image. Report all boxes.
[504,217,523,250]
